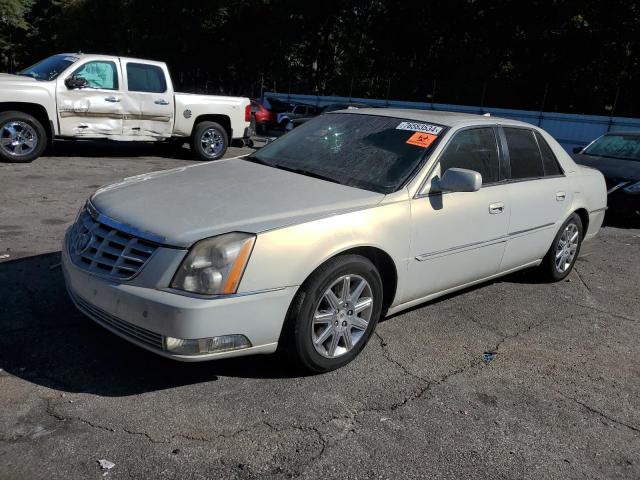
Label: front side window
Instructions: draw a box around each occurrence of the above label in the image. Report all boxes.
[437,127,501,185]
[583,134,640,161]
[504,128,544,179]
[73,61,118,90]
[126,63,167,93]
[245,113,445,194]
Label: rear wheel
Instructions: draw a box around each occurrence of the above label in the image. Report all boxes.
[0,111,47,163]
[282,255,383,373]
[540,213,583,281]
[191,121,228,161]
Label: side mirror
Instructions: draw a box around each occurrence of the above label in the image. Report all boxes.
[64,75,89,90]
[439,168,482,192]
[572,146,583,154]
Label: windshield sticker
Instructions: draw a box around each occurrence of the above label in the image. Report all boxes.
[396,122,443,135]
[406,132,438,148]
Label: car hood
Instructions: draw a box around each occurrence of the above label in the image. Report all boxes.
[0,73,41,87]
[90,158,385,247]
[572,153,640,181]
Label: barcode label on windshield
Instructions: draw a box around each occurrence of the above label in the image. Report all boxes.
[396,122,443,135]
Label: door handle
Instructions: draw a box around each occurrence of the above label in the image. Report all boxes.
[489,202,505,214]
[104,96,120,103]
[154,99,170,105]
[556,191,566,201]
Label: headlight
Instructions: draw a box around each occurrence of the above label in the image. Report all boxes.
[171,232,256,295]
[623,181,640,194]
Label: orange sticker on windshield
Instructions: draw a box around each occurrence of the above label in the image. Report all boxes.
[406,132,437,148]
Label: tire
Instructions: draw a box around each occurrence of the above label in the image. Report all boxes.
[191,121,228,161]
[540,213,583,282]
[0,111,48,163]
[279,119,291,131]
[255,122,267,135]
[282,255,384,373]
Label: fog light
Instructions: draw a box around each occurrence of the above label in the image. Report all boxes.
[164,334,252,355]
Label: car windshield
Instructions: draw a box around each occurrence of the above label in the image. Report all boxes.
[583,134,640,161]
[18,54,79,81]
[246,113,446,193]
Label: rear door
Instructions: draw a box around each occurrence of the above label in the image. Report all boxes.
[500,127,570,270]
[121,61,174,138]
[56,59,124,136]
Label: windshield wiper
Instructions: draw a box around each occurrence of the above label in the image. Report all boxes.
[244,156,341,185]
[270,164,342,185]
[584,152,639,161]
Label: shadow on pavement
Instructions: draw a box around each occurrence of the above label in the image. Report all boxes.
[47,139,198,160]
[0,253,299,397]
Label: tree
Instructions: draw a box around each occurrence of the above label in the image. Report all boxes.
[0,0,33,71]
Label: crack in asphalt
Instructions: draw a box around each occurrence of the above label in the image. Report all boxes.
[573,265,594,298]
[42,396,329,465]
[558,392,640,434]
[572,302,638,324]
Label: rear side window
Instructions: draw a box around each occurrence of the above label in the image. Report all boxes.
[504,128,544,179]
[126,63,167,93]
[438,127,501,185]
[535,132,563,176]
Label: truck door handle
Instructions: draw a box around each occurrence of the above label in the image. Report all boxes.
[154,99,170,105]
[556,191,566,201]
[104,96,120,103]
[489,202,505,214]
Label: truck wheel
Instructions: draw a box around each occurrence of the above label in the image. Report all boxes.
[0,111,47,163]
[191,122,228,161]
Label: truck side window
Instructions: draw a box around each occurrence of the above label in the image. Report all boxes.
[73,61,118,90]
[126,63,167,93]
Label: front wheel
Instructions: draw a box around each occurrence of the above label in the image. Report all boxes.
[191,121,228,161]
[540,213,583,281]
[283,255,383,373]
[0,111,47,163]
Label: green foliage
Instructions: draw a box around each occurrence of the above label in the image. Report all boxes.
[0,0,639,115]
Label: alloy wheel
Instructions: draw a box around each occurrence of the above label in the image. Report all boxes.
[311,274,373,358]
[0,121,38,157]
[555,222,579,273]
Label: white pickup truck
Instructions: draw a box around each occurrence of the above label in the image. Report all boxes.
[0,53,251,162]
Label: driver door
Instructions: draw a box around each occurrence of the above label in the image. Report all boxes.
[56,60,124,136]
[405,126,511,301]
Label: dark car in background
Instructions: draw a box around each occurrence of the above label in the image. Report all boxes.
[286,103,371,131]
[276,104,317,130]
[572,132,640,220]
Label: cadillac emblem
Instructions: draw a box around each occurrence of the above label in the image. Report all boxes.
[71,229,92,256]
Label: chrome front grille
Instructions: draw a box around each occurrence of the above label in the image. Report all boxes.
[70,290,164,350]
[68,209,158,280]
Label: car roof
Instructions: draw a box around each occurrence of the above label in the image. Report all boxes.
[339,108,533,128]
[61,53,167,67]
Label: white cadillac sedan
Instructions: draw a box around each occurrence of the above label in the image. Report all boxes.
[63,109,606,372]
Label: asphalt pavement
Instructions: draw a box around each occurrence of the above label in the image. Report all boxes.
[0,140,639,479]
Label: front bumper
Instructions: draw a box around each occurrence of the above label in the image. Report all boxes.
[62,245,297,362]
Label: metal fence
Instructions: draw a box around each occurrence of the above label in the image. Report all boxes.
[264,92,640,153]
